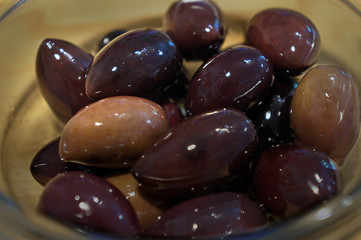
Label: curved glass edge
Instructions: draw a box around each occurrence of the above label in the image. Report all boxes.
[0,0,360,239]
[342,0,361,17]
[0,0,28,22]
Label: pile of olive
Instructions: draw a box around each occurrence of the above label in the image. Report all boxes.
[31,0,360,238]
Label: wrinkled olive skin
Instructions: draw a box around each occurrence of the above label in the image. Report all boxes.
[59,96,169,168]
[30,137,108,185]
[164,0,226,60]
[144,192,267,238]
[106,173,172,230]
[131,108,258,198]
[290,65,360,165]
[252,143,341,218]
[186,45,274,115]
[86,29,183,100]
[38,172,140,236]
[36,39,93,123]
[246,8,321,75]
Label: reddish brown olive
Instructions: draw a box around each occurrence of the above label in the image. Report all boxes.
[290,65,360,164]
[246,8,321,75]
[106,173,171,231]
[59,96,169,168]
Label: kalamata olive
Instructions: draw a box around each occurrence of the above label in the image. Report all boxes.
[161,69,190,103]
[144,192,267,238]
[59,96,169,168]
[186,45,274,116]
[246,8,321,75]
[98,29,127,51]
[86,29,183,100]
[131,108,258,198]
[30,137,109,185]
[252,142,341,218]
[38,171,140,236]
[164,0,226,60]
[161,101,184,128]
[106,173,171,230]
[246,75,297,150]
[290,65,360,165]
[36,39,93,123]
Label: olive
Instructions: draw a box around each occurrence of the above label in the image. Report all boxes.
[131,108,258,198]
[30,137,109,185]
[246,8,321,75]
[36,39,93,123]
[106,173,171,230]
[86,29,183,100]
[186,45,274,115]
[246,75,297,150]
[38,171,140,236]
[59,96,169,168]
[98,29,127,51]
[252,142,341,217]
[164,0,226,60]
[144,192,267,238]
[290,65,360,165]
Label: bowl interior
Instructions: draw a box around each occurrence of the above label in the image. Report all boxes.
[1,0,361,239]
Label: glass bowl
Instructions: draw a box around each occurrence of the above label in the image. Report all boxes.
[1,0,361,239]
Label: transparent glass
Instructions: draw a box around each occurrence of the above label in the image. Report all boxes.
[1,0,361,239]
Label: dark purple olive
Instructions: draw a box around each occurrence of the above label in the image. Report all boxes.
[161,69,190,102]
[252,142,341,218]
[98,29,127,51]
[36,39,94,123]
[38,171,140,236]
[131,108,258,198]
[161,102,184,128]
[164,0,226,60]
[86,29,183,101]
[30,137,109,186]
[144,192,267,238]
[246,8,321,75]
[246,75,297,150]
[186,45,274,116]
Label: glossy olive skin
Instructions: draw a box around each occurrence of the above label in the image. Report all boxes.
[247,75,297,150]
[36,39,93,123]
[144,192,267,238]
[252,143,341,217]
[30,137,108,185]
[106,173,172,230]
[86,29,183,100]
[290,65,360,165]
[246,8,321,75]
[59,96,169,168]
[186,45,274,115]
[131,108,258,198]
[161,102,184,128]
[38,172,140,236]
[98,29,127,51]
[164,0,226,60]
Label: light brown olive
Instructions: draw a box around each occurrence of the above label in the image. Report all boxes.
[290,65,360,164]
[106,173,170,231]
[59,96,169,168]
